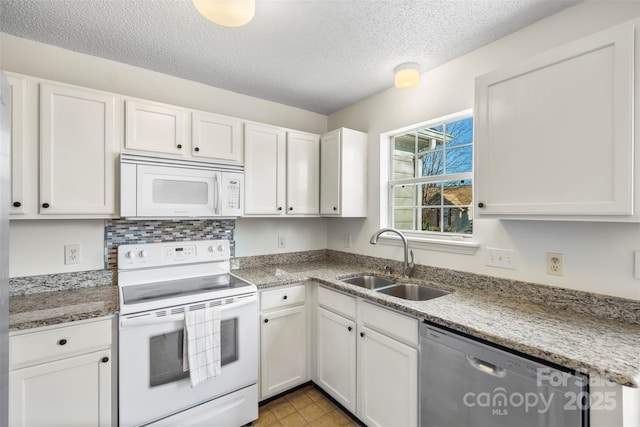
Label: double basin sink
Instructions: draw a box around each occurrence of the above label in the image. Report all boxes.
[340,275,450,301]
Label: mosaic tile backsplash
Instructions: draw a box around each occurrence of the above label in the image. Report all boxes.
[105,219,235,269]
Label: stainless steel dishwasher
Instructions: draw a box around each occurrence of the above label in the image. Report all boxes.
[420,323,588,427]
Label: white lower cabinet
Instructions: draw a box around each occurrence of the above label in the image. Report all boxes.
[316,286,418,427]
[8,317,114,427]
[259,284,308,399]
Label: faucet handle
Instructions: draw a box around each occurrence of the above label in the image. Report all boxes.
[384,265,392,275]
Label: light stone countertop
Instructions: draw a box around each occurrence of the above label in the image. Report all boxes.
[233,260,640,389]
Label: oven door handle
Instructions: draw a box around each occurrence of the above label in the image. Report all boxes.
[120,313,186,328]
[120,296,257,329]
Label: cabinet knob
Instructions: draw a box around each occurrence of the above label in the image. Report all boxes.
[264,319,269,323]
[194,147,200,152]
[42,203,50,209]
[177,144,182,149]
[101,357,109,363]
[333,206,337,211]
[58,339,67,346]
[12,201,21,207]
[360,332,365,338]
[348,326,352,332]
[283,295,288,300]
[477,202,485,208]
[277,207,283,211]
[289,207,293,211]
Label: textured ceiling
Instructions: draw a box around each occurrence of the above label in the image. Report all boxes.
[0,0,579,115]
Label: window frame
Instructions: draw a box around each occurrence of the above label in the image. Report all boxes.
[386,109,477,249]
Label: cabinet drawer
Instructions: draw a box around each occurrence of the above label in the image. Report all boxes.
[10,318,112,370]
[318,286,356,319]
[360,301,418,347]
[260,284,306,311]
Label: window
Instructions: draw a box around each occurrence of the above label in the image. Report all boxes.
[390,113,473,236]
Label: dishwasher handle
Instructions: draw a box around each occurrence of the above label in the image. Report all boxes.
[466,355,507,378]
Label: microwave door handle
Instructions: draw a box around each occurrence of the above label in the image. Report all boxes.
[214,173,221,215]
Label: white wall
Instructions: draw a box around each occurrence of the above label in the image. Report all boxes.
[327,1,640,301]
[1,34,329,276]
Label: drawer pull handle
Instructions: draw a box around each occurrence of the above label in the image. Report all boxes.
[360,332,365,338]
[102,357,109,363]
[58,339,67,346]
[283,295,288,300]
[194,147,200,152]
[333,206,337,211]
[348,326,352,331]
[277,207,283,211]
[42,203,50,209]
[264,319,269,323]
[13,201,21,207]
[177,144,182,149]
[478,202,485,208]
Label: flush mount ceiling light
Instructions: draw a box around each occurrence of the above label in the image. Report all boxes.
[193,0,255,27]
[394,62,420,89]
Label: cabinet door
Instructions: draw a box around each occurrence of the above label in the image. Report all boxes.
[287,131,319,215]
[125,99,188,155]
[244,123,286,215]
[192,112,242,163]
[6,75,28,215]
[317,307,356,412]
[475,23,634,218]
[40,84,118,215]
[260,305,307,399]
[320,129,341,215]
[358,326,417,427]
[9,349,112,427]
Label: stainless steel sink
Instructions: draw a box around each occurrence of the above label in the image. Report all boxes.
[376,283,449,301]
[340,275,396,289]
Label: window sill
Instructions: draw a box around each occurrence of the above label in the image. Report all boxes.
[377,234,480,255]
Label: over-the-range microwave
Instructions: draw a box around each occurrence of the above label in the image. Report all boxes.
[120,153,243,218]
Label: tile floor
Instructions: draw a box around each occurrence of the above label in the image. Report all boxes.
[255,384,360,427]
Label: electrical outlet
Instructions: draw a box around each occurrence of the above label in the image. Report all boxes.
[546,252,563,276]
[486,248,516,270]
[344,233,352,248]
[64,244,81,265]
[278,235,285,248]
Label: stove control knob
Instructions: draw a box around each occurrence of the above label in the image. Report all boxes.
[217,245,224,252]
[126,251,137,259]
[138,250,147,258]
[208,246,214,252]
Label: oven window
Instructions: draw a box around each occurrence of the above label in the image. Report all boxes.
[148,319,238,387]
[152,179,208,204]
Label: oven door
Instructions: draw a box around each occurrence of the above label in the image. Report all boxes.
[118,294,258,427]
[136,164,221,217]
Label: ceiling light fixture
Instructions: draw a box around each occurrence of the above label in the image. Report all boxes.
[394,62,420,89]
[192,0,255,27]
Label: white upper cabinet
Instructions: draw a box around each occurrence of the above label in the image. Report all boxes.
[286,131,319,215]
[244,123,320,216]
[475,19,638,221]
[124,99,188,156]
[5,74,31,216]
[191,112,242,163]
[320,128,367,217]
[244,122,286,215]
[40,83,118,216]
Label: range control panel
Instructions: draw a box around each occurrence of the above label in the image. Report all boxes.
[117,239,231,269]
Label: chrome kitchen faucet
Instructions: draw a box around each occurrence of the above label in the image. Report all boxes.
[369,228,415,278]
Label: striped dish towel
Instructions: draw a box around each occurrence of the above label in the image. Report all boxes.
[183,306,222,387]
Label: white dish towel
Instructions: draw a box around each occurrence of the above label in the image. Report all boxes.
[183,306,222,387]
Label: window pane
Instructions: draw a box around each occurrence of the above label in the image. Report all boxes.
[393,184,416,207]
[421,182,441,206]
[445,145,472,174]
[421,208,441,232]
[417,127,444,154]
[443,207,473,234]
[393,208,415,231]
[420,150,444,176]
[442,180,473,206]
[445,117,473,147]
